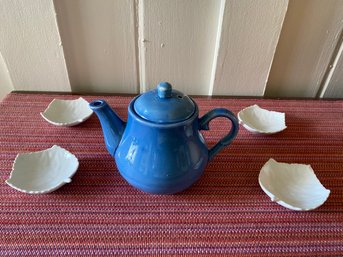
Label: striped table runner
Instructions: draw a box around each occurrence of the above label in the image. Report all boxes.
[0,93,342,256]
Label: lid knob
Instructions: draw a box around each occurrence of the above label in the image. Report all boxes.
[157,82,172,99]
[134,82,195,123]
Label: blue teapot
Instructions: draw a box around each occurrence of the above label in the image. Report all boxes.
[89,82,239,194]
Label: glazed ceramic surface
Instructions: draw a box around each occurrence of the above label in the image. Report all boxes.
[41,97,93,126]
[89,82,239,194]
[259,158,330,211]
[6,145,79,194]
[238,104,286,134]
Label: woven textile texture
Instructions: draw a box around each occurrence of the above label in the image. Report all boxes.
[0,93,342,256]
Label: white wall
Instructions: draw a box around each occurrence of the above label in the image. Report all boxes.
[54,0,138,94]
[266,0,343,98]
[138,0,222,95]
[0,0,70,97]
[1,0,343,100]
[211,0,288,96]
[0,53,13,100]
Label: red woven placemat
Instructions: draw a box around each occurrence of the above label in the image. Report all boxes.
[0,93,342,256]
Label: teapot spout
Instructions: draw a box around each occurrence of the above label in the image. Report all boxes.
[89,100,126,157]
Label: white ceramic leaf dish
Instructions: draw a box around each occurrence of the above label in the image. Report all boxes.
[41,97,93,126]
[238,104,286,134]
[6,145,79,194]
[259,158,330,211]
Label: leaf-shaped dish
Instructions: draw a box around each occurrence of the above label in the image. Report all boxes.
[259,158,330,211]
[41,97,93,126]
[6,145,79,194]
[238,104,286,134]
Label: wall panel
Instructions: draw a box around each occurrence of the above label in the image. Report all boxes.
[0,53,14,100]
[321,32,343,98]
[211,0,288,96]
[0,0,70,92]
[138,0,221,95]
[266,0,343,98]
[54,0,138,94]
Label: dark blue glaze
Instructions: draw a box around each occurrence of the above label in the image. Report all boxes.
[89,83,239,194]
[199,108,239,160]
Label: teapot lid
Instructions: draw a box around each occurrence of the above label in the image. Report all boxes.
[134,82,195,124]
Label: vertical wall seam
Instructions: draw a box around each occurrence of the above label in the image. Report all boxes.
[51,0,72,92]
[133,0,141,94]
[137,0,146,93]
[316,29,343,99]
[208,0,226,96]
[262,0,289,97]
[0,51,14,91]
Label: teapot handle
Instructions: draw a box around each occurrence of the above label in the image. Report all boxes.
[198,108,239,160]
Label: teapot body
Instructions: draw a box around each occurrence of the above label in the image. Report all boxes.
[90,82,239,195]
[115,97,208,194]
